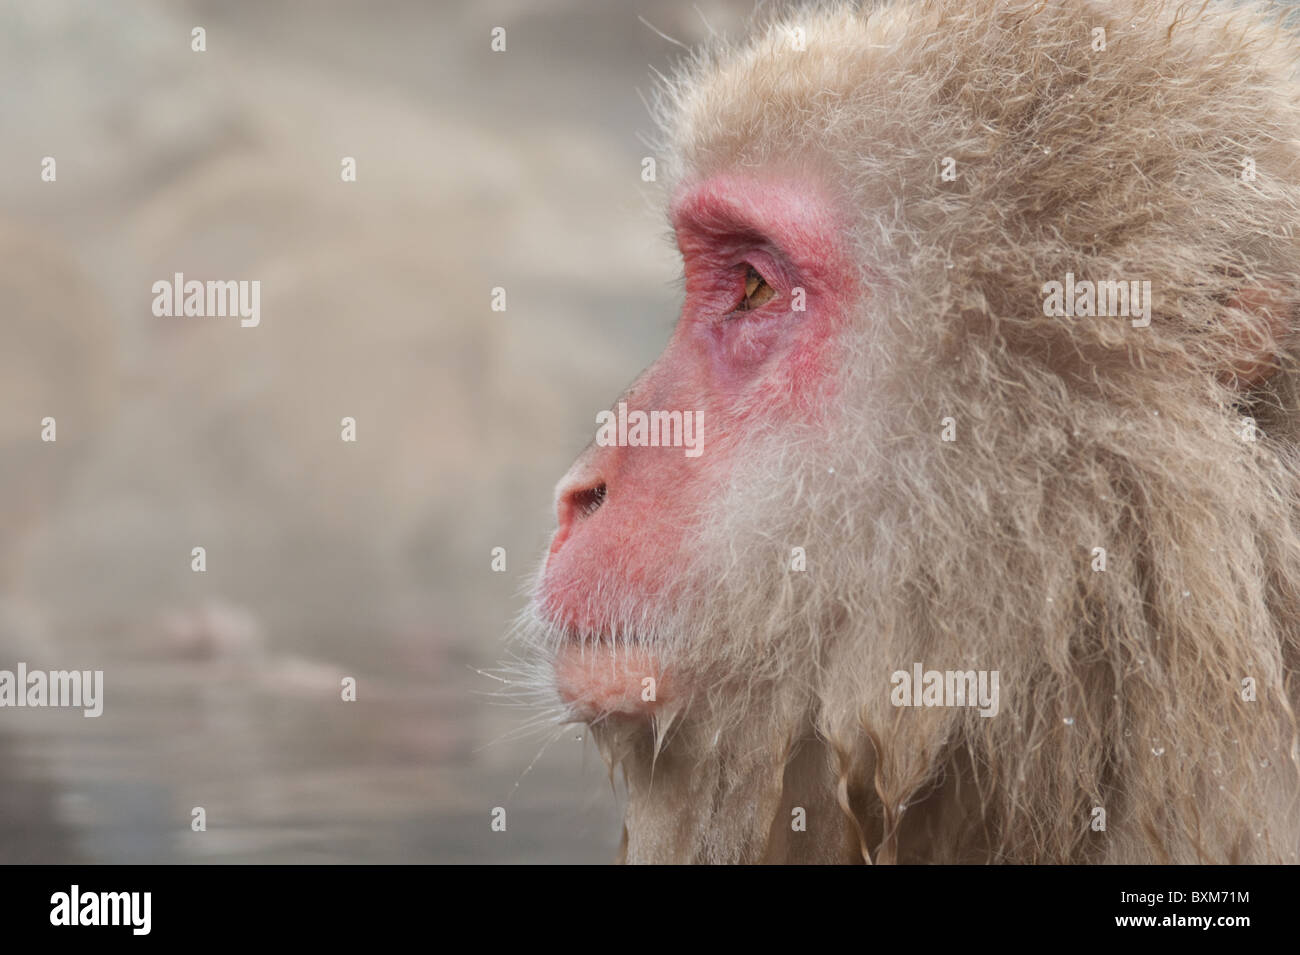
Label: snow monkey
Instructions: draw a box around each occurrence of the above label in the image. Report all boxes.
[515,0,1300,863]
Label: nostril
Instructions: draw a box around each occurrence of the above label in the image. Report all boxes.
[572,483,607,519]
[550,479,607,558]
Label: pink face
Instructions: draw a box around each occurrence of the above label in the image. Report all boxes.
[538,173,857,721]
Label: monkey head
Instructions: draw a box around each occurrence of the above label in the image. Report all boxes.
[517,0,1300,864]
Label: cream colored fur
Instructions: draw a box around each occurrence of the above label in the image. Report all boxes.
[518,0,1300,864]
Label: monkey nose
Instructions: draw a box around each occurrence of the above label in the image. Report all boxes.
[550,470,608,557]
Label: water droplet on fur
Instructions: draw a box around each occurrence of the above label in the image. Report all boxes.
[1261,758,1270,768]
[1063,717,1075,726]
[827,467,835,474]
[1124,729,1132,737]
[1181,590,1190,598]
[1152,746,1166,756]
[945,261,954,269]
[575,735,583,741]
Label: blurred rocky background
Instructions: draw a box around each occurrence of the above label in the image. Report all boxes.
[0,0,751,863]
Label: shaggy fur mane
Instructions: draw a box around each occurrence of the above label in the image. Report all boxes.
[517,0,1300,864]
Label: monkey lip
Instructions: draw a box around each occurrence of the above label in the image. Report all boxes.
[556,622,604,643]
[539,596,626,647]
[555,623,626,647]
[551,637,670,720]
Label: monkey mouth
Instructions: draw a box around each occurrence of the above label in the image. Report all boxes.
[537,598,629,648]
[552,638,670,719]
[556,621,664,653]
[557,623,627,646]
[536,608,670,715]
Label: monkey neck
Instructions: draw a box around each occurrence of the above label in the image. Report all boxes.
[612,728,988,864]
[612,695,1298,864]
[613,718,846,865]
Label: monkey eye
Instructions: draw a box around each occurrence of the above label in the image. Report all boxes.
[734,264,776,312]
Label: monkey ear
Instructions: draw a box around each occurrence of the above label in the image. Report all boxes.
[1219,286,1290,389]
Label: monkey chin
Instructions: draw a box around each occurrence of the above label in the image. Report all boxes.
[552,641,673,723]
